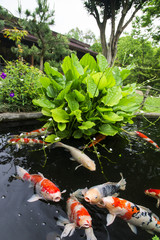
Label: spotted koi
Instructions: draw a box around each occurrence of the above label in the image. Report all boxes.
[135,131,160,149]
[16,166,65,202]
[57,194,97,240]
[145,189,160,208]
[99,196,160,235]
[15,127,49,138]
[8,137,48,147]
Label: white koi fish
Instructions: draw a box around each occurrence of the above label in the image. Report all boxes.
[99,196,160,235]
[57,193,97,240]
[16,166,65,202]
[83,173,126,205]
[53,142,96,171]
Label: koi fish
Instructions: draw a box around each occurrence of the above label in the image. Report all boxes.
[99,196,160,235]
[16,166,65,202]
[88,134,106,148]
[83,173,126,205]
[145,189,160,208]
[57,193,97,240]
[8,137,48,148]
[130,131,160,149]
[15,127,49,138]
[53,142,96,171]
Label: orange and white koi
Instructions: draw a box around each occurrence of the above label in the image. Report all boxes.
[57,193,97,240]
[53,142,96,171]
[99,196,160,235]
[145,189,160,208]
[15,127,49,138]
[88,134,106,148]
[130,131,160,149]
[16,166,65,202]
[8,137,48,148]
[83,173,126,205]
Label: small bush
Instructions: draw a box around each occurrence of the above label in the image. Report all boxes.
[0,60,44,112]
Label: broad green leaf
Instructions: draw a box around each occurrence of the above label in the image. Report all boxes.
[65,93,79,111]
[99,124,118,136]
[61,56,73,78]
[80,53,98,71]
[45,134,60,143]
[57,130,70,139]
[33,97,55,109]
[39,76,51,88]
[72,130,83,139]
[114,95,140,112]
[46,85,57,98]
[92,72,108,90]
[70,110,82,122]
[51,108,70,123]
[96,53,109,72]
[78,121,95,130]
[41,108,52,117]
[112,67,122,86]
[71,54,84,75]
[73,90,85,102]
[96,106,113,112]
[56,81,72,101]
[44,62,63,78]
[104,68,116,88]
[120,69,130,81]
[87,76,99,98]
[122,83,136,97]
[101,86,122,106]
[58,122,66,131]
[83,128,97,136]
[101,112,123,123]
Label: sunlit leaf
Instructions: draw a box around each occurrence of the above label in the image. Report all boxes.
[51,108,70,123]
[78,121,95,130]
[99,124,118,136]
[96,53,109,72]
[101,86,122,106]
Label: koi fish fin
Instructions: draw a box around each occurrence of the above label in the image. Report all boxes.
[106,213,116,226]
[70,157,76,161]
[157,199,160,208]
[27,194,42,202]
[61,223,76,238]
[138,205,152,213]
[16,166,29,179]
[61,189,66,194]
[146,230,154,235]
[57,215,70,226]
[38,172,45,178]
[112,193,119,197]
[71,188,85,199]
[118,173,126,191]
[82,187,88,196]
[85,227,97,240]
[127,223,137,234]
[75,164,83,170]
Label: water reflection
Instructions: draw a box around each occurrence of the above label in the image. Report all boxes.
[0,119,159,240]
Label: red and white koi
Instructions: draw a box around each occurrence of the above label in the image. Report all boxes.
[16,166,65,202]
[83,173,126,205]
[99,196,160,235]
[53,142,96,171]
[8,137,48,148]
[129,131,160,149]
[57,193,97,240]
[15,127,49,138]
[145,189,160,208]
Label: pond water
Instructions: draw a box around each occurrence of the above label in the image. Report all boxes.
[0,117,160,240]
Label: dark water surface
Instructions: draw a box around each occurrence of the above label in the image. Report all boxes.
[0,118,160,240]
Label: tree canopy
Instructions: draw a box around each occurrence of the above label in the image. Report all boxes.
[83,0,149,66]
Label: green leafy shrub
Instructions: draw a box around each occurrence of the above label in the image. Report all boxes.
[0,60,44,112]
[152,235,160,240]
[33,53,140,142]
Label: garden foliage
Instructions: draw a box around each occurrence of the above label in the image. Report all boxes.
[33,53,140,143]
[0,60,43,112]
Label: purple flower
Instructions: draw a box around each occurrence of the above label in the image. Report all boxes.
[1,72,7,79]
[10,92,14,97]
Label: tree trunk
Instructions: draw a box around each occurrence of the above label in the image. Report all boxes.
[40,56,44,71]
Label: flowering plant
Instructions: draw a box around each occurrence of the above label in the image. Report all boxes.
[0,60,44,112]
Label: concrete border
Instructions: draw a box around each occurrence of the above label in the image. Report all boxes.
[0,112,43,122]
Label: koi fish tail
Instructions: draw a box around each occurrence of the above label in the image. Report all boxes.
[85,227,97,240]
[70,188,85,200]
[16,166,30,180]
[118,173,126,191]
[60,223,76,238]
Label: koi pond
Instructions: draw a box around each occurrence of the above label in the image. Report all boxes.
[0,117,160,240]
